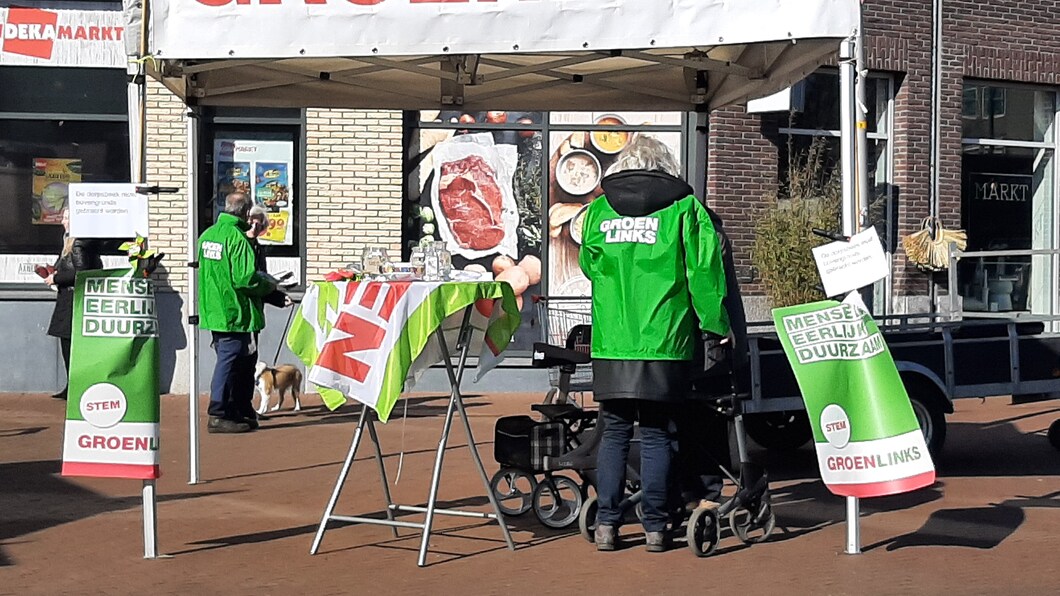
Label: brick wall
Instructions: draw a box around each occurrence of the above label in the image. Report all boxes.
[304,109,404,280]
[144,78,190,294]
[706,0,1060,310]
[141,103,406,289]
[706,105,780,298]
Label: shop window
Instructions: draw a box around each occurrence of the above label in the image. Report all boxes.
[774,71,896,312]
[406,110,687,353]
[0,67,128,285]
[198,108,306,288]
[959,82,1058,315]
[962,84,1055,143]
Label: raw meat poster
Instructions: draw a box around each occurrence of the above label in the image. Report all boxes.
[411,112,544,352]
[213,140,295,245]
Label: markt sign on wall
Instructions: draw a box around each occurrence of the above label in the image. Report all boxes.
[0,7,125,67]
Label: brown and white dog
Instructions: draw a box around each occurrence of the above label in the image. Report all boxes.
[255,362,304,414]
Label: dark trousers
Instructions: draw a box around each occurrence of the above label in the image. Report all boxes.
[596,400,675,533]
[209,332,257,421]
[58,337,71,394]
[674,403,726,504]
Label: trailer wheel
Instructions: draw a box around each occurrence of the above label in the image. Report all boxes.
[909,393,946,457]
[1048,419,1060,451]
[743,411,812,451]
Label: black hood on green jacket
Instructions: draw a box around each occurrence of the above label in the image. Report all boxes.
[600,169,694,217]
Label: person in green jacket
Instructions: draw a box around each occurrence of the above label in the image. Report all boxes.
[579,136,730,552]
[198,192,276,433]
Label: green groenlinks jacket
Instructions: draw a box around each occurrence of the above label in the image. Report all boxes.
[197,213,273,332]
[579,170,730,361]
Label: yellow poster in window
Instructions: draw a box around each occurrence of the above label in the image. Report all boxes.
[258,210,290,244]
[32,158,82,225]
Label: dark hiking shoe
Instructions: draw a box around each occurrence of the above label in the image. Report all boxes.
[51,390,67,400]
[595,524,617,552]
[207,417,251,434]
[645,531,668,553]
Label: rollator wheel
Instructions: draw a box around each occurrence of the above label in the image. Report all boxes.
[490,468,538,517]
[1048,419,1060,451]
[532,475,583,529]
[578,495,599,543]
[686,507,720,558]
[729,502,776,544]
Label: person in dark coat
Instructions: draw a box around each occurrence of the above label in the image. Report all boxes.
[677,206,748,510]
[579,137,731,553]
[243,205,293,424]
[45,209,103,400]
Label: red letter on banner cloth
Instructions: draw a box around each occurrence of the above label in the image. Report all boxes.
[316,283,411,383]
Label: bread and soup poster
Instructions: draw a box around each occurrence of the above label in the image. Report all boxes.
[411,111,683,351]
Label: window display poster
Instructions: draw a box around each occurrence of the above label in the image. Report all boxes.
[547,122,683,297]
[32,158,81,225]
[410,112,545,352]
[213,139,294,245]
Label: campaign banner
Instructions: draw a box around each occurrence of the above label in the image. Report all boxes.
[772,293,935,498]
[0,7,125,68]
[288,281,519,421]
[62,269,160,480]
[149,0,860,60]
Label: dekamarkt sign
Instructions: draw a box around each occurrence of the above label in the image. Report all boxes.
[0,7,125,67]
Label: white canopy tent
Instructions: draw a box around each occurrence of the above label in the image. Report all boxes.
[125,0,868,493]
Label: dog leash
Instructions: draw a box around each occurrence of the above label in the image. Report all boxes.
[270,304,297,367]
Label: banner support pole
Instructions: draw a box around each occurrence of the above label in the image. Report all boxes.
[142,479,158,558]
[845,495,861,554]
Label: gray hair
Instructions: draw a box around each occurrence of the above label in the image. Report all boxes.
[248,204,269,224]
[604,134,681,178]
[224,192,253,218]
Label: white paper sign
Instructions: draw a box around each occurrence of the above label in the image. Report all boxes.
[812,226,889,297]
[69,183,149,239]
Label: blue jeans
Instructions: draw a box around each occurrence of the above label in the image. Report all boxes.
[596,400,675,533]
[209,332,257,421]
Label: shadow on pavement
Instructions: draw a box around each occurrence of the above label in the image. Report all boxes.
[0,459,240,567]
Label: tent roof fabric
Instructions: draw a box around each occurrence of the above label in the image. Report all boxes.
[152,41,843,112]
[142,0,859,112]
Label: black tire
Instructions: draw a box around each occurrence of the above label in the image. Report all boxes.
[909,393,947,457]
[489,468,537,517]
[686,507,720,558]
[1048,419,1060,451]
[743,411,813,451]
[729,503,776,544]
[578,495,598,543]
[532,475,583,529]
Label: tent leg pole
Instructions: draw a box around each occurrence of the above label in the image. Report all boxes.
[187,107,201,485]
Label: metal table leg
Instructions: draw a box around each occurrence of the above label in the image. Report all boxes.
[310,404,369,554]
[367,419,399,538]
[311,305,516,566]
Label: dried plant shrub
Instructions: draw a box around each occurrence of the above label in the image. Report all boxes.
[752,136,842,308]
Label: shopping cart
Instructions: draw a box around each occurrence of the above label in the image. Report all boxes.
[532,295,593,405]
